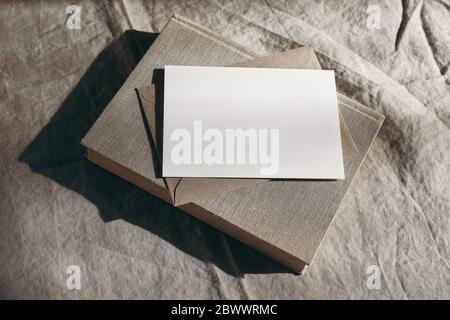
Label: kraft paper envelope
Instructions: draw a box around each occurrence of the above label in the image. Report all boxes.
[137,47,357,206]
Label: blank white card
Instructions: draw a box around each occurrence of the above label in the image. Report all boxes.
[163,65,344,179]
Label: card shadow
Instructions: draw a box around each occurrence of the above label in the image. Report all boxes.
[134,68,165,178]
[18,30,293,277]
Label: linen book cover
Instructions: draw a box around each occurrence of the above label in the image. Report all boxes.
[82,15,384,272]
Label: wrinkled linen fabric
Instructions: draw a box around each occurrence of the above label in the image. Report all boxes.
[1,0,449,299]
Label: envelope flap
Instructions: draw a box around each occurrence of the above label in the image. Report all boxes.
[174,178,264,206]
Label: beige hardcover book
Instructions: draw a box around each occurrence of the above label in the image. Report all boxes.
[82,15,384,272]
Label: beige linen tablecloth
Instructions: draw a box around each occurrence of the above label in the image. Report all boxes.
[1,0,449,299]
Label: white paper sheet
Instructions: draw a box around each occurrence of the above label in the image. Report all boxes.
[163,65,344,179]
